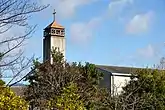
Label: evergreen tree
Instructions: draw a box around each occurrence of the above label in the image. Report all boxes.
[25,49,111,109]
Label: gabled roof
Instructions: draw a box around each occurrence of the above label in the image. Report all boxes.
[96,65,144,73]
[45,21,64,29]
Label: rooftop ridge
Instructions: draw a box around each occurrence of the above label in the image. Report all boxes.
[45,21,64,29]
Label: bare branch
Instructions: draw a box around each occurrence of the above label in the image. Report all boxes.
[0,0,48,85]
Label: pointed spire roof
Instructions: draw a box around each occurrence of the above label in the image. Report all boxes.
[45,21,64,29]
[45,9,64,29]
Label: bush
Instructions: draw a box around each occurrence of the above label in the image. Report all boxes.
[47,82,86,110]
[0,79,28,110]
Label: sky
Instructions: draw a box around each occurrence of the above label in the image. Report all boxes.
[24,0,165,68]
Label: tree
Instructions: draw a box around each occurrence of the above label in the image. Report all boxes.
[0,0,48,86]
[0,79,28,110]
[156,57,165,69]
[24,49,111,109]
[116,69,165,110]
[47,82,86,110]
[24,49,76,108]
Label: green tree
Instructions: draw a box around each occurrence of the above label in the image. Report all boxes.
[25,48,111,109]
[117,69,165,110]
[0,79,28,110]
[48,82,86,110]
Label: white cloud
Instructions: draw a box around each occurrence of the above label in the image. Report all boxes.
[40,0,99,18]
[125,44,164,67]
[70,17,102,43]
[0,26,26,53]
[0,26,29,70]
[126,11,154,34]
[137,44,155,58]
[108,0,133,17]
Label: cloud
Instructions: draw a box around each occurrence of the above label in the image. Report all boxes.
[137,44,156,58]
[70,17,102,43]
[40,0,99,18]
[108,0,133,17]
[124,44,164,67]
[126,11,154,34]
[69,0,133,45]
[0,26,26,53]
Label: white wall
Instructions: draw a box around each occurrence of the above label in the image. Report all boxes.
[111,73,131,94]
[51,36,65,58]
[99,70,131,95]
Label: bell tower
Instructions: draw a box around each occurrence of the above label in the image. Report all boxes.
[43,10,65,62]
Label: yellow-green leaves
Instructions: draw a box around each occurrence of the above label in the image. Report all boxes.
[48,82,86,110]
[0,80,28,110]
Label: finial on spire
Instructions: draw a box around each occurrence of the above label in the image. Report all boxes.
[53,9,56,21]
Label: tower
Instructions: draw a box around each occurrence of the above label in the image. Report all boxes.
[43,10,65,62]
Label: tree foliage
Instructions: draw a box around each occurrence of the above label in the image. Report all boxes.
[0,79,28,110]
[24,49,111,109]
[25,49,165,110]
[115,69,165,110]
[47,82,86,110]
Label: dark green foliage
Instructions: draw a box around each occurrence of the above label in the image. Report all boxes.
[117,69,165,110]
[0,52,3,61]
[24,49,165,110]
[0,79,5,86]
[24,48,110,109]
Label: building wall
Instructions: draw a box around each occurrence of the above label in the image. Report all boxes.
[43,36,50,61]
[98,69,111,90]
[43,35,65,63]
[111,74,131,94]
[51,36,65,59]
[98,68,131,94]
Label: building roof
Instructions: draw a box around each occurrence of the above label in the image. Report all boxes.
[11,86,26,96]
[96,65,144,74]
[45,21,64,29]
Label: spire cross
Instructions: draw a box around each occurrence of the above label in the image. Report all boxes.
[53,9,56,21]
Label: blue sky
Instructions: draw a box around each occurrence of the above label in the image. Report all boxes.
[24,0,165,68]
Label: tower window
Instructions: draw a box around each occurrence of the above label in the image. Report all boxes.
[51,29,56,34]
[61,30,65,35]
[56,30,60,35]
